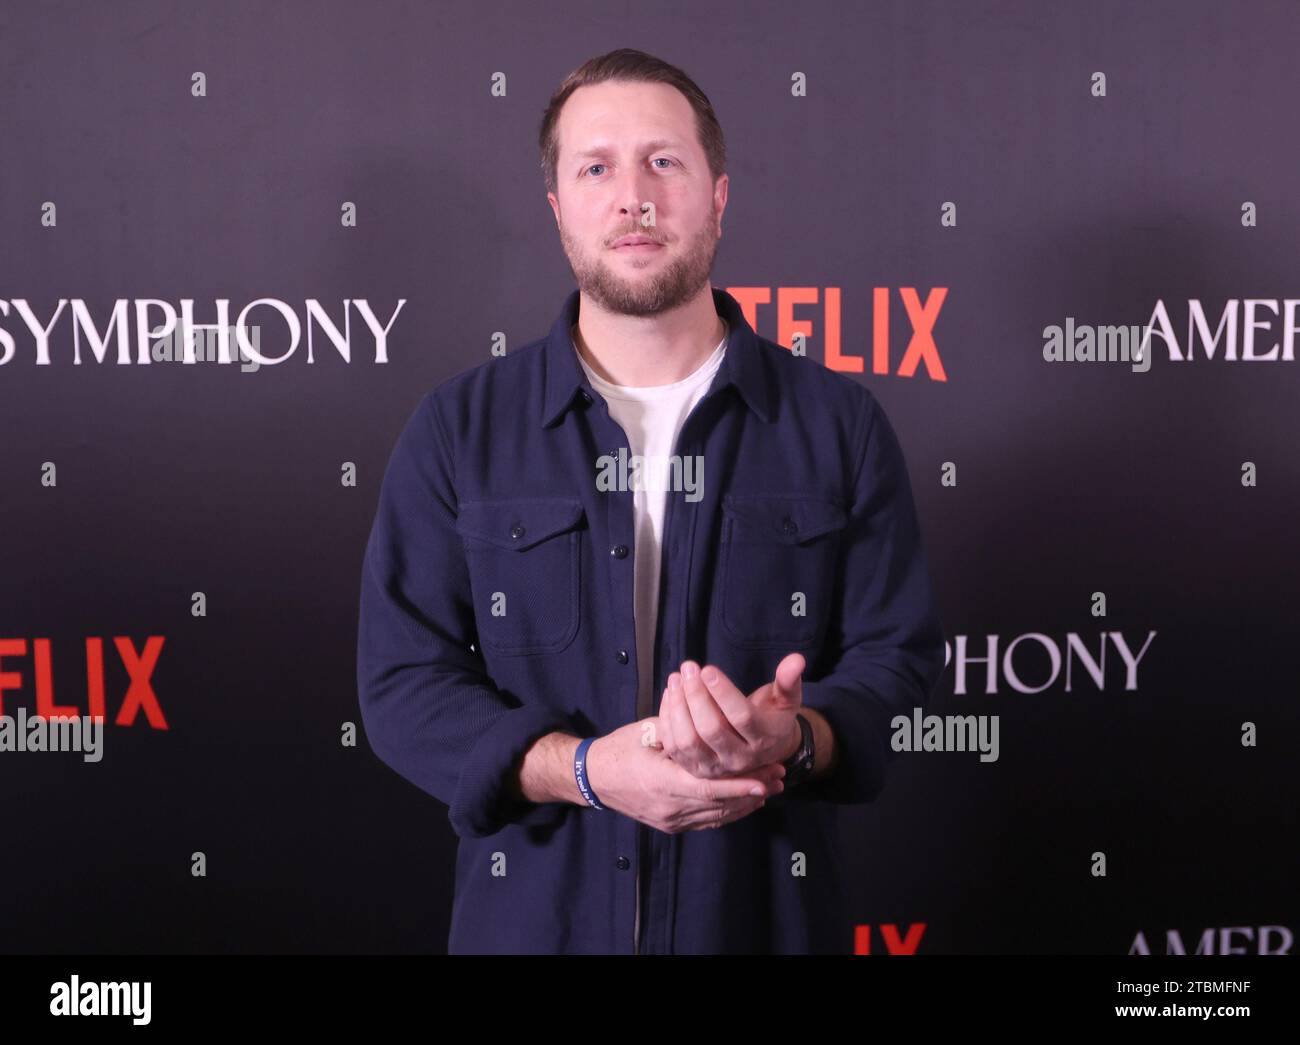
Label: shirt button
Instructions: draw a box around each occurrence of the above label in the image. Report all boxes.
[616,856,630,870]
[579,390,591,404]
[616,649,629,664]
[510,523,526,540]
[781,516,798,536]
[611,544,629,559]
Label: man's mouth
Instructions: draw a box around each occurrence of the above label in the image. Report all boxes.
[612,235,663,250]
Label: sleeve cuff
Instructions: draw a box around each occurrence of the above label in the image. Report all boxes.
[786,679,896,805]
[448,702,579,838]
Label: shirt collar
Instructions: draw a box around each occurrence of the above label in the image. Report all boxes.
[541,285,774,428]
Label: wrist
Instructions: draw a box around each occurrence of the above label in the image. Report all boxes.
[560,733,585,804]
[779,716,803,762]
[511,731,583,806]
[572,734,609,810]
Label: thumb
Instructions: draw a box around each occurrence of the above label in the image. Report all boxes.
[764,652,805,711]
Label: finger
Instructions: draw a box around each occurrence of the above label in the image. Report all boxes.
[651,703,672,753]
[668,759,786,809]
[765,651,806,711]
[677,763,785,802]
[694,796,766,831]
[665,671,715,768]
[719,795,768,826]
[697,662,764,745]
[679,660,746,759]
[749,762,786,796]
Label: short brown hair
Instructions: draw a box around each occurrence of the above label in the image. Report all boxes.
[538,48,727,197]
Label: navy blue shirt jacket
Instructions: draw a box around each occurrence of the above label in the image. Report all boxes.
[357,285,945,954]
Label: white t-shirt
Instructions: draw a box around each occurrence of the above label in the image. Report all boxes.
[573,320,727,720]
[573,319,728,955]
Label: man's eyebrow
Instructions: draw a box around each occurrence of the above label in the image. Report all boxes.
[571,139,683,160]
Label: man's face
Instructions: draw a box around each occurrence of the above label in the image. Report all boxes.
[547,80,728,317]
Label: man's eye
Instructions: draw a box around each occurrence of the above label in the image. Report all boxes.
[585,164,606,177]
[652,158,674,169]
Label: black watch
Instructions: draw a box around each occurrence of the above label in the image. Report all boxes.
[780,713,816,787]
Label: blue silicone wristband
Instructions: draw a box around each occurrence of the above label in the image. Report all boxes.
[574,736,606,810]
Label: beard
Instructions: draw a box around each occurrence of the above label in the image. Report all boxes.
[559,208,720,317]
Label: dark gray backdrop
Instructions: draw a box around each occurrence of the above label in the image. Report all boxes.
[1,0,1296,954]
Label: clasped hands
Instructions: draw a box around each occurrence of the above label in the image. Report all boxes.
[651,652,806,778]
[585,651,808,834]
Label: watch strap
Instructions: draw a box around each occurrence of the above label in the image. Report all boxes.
[780,713,816,786]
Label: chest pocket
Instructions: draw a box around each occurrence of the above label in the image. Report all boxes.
[716,493,849,649]
[454,497,586,656]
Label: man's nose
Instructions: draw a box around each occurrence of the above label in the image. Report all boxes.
[616,170,658,223]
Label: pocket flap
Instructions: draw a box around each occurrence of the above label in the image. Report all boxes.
[722,493,848,544]
[455,497,586,552]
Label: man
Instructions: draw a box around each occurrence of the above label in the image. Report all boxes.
[357,48,945,954]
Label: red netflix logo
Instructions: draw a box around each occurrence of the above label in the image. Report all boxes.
[854,923,927,954]
[0,637,168,729]
[726,286,949,381]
